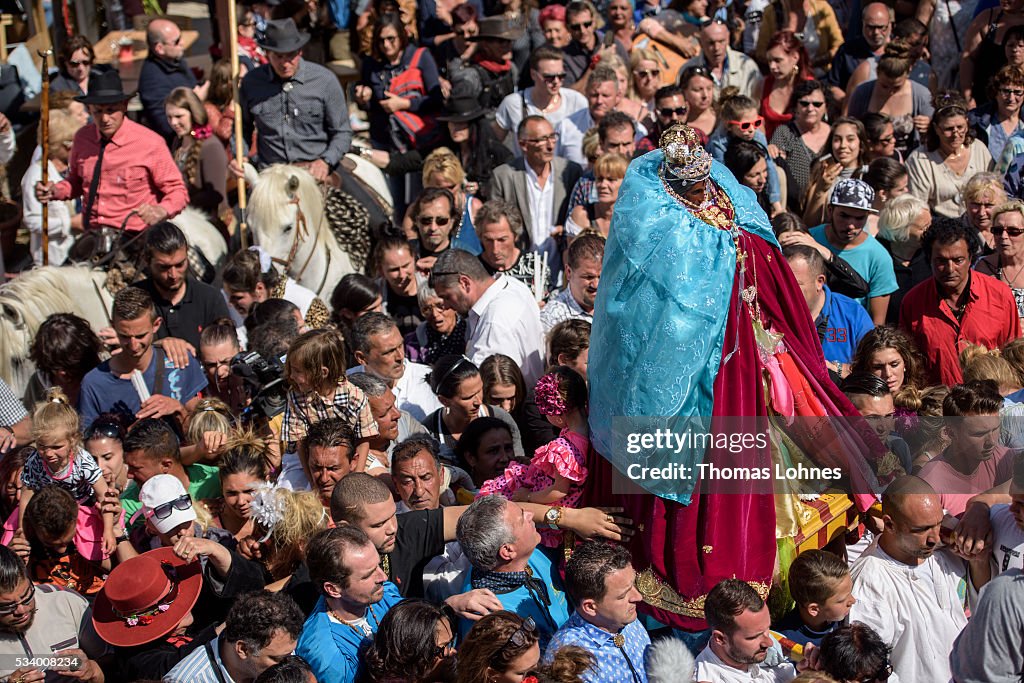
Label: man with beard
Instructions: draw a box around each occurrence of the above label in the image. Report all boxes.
[0,544,108,682]
[540,232,603,332]
[696,579,798,682]
[850,476,991,683]
[135,222,232,350]
[546,541,649,682]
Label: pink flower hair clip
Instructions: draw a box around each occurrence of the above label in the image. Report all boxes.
[535,373,568,416]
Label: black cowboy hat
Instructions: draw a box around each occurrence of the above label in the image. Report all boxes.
[258,18,311,53]
[437,95,487,123]
[468,17,525,42]
[76,71,135,105]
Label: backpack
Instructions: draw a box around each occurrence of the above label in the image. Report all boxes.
[388,47,441,152]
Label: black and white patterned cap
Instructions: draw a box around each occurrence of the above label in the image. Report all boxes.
[829,178,877,214]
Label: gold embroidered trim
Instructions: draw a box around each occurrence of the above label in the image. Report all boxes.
[635,568,770,618]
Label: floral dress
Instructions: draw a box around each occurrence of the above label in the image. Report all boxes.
[478,429,589,548]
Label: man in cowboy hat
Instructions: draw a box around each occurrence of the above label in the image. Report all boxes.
[35,71,188,233]
[234,18,352,184]
[466,16,522,110]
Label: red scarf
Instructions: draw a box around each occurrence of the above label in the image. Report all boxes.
[471,54,512,73]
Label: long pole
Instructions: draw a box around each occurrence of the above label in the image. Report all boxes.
[228,0,248,248]
[38,47,52,266]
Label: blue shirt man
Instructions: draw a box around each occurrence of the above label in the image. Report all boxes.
[546,541,651,683]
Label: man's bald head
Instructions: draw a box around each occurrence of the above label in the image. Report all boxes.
[147,19,185,60]
[700,21,730,66]
[881,475,939,521]
[862,3,893,50]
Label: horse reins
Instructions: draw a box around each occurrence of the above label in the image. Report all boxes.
[270,189,331,295]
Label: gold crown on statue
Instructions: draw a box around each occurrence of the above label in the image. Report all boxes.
[659,124,712,183]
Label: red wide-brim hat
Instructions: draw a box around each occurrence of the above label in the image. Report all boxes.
[92,547,203,648]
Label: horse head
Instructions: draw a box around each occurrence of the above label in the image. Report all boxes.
[246,164,326,278]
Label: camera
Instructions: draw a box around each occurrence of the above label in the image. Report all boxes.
[230,351,288,421]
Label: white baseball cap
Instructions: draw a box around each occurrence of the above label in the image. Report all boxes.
[138,474,197,534]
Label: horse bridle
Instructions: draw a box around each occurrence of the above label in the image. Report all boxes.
[270,189,331,296]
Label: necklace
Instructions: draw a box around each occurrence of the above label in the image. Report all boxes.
[331,605,380,638]
[661,177,736,231]
[999,256,1024,290]
[381,552,391,578]
[540,91,561,113]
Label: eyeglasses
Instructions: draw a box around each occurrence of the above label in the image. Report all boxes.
[659,106,688,117]
[993,225,1024,236]
[728,116,764,130]
[540,72,566,83]
[864,22,890,32]
[84,420,124,441]
[875,135,895,144]
[859,662,893,683]
[0,584,34,616]
[149,493,193,520]
[201,358,234,371]
[68,59,92,67]
[380,35,401,43]
[634,69,661,79]
[797,99,826,108]
[568,20,593,31]
[418,215,451,227]
[521,133,558,144]
[1000,87,1024,98]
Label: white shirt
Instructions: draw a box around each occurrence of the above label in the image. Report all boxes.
[555,108,594,168]
[990,504,1024,574]
[467,275,545,385]
[694,645,796,682]
[849,540,973,683]
[496,87,588,156]
[348,359,440,421]
[524,160,557,262]
[21,158,75,266]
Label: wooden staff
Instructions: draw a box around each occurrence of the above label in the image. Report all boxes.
[38,47,52,266]
[228,0,248,248]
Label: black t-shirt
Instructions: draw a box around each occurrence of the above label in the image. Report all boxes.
[136,276,232,349]
[389,508,446,598]
[385,287,425,337]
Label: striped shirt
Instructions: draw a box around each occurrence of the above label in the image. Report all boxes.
[163,636,233,683]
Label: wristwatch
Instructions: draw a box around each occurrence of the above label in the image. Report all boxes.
[544,507,563,530]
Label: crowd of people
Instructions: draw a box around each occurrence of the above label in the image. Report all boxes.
[4,0,1024,680]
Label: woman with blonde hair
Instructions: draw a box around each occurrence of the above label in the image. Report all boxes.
[566,153,629,237]
[976,199,1024,328]
[181,397,233,466]
[21,109,83,266]
[960,344,1024,449]
[961,171,1008,251]
[164,86,230,229]
[876,194,931,323]
[403,147,482,253]
[629,47,664,123]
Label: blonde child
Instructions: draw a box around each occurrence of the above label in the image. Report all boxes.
[280,329,378,476]
[709,88,784,216]
[15,388,116,558]
[479,366,589,547]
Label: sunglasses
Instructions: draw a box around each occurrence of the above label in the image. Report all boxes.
[418,215,451,227]
[728,117,764,130]
[540,72,566,83]
[150,493,193,520]
[634,69,661,79]
[659,106,688,117]
[68,59,92,67]
[85,420,124,441]
[993,225,1024,236]
[797,99,826,108]
[859,662,893,683]
[495,616,536,658]
[568,20,593,31]
[0,583,34,616]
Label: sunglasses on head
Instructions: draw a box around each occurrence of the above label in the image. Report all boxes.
[418,215,451,227]
[150,493,192,520]
[859,662,893,683]
[728,116,764,130]
[993,225,1024,236]
[85,420,124,441]
[499,617,537,654]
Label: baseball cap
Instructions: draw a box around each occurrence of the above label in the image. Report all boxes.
[138,474,197,534]
[829,178,878,214]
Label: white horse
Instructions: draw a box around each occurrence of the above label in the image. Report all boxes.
[0,208,227,396]
[245,155,393,300]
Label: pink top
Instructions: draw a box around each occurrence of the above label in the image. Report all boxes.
[53,118,188,232]
[918,446,1015,517]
